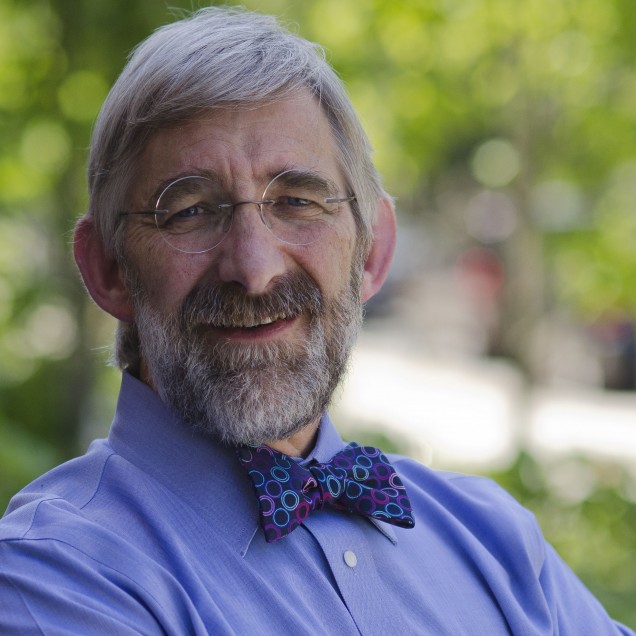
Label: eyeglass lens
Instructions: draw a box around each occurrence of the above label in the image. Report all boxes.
[153,170,346,254]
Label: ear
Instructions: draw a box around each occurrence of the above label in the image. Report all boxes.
[360,195,396,303]
[73,215,134,322]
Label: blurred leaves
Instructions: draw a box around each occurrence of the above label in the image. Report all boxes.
[491,454,636,628]
[0,414,61,505]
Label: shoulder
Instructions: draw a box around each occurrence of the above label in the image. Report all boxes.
[0,512,185,634]
[0,439,141,587]
[389,452,530,513]
[0,444,189,634]
[389,454,545,573]
[1,438,117,539]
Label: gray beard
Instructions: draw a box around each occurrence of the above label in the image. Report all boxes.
[129,269,363,446]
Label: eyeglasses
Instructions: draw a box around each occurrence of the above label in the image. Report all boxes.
[119,169,356,254]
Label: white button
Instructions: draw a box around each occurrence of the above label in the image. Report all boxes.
[343,550,357,568]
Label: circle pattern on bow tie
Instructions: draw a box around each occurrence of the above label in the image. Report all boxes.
[271,466,290,482]
[282,490,300,510]
[237,442,415,543]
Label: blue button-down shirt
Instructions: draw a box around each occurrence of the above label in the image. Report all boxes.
[1,373,633,634]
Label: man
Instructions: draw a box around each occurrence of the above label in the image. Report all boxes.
[0,6,632,635]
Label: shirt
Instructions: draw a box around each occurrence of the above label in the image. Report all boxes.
[0,373,633,635]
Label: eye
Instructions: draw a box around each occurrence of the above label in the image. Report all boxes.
[285,196,312,207]
[268,195,324,220]
[175,205,203,218]
[161,205,209,227]
[158,204,219,234]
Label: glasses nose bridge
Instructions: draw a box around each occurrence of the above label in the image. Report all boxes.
[229,198,271,229]
[232,198,265,211]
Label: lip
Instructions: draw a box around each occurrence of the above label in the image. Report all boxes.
[210,315,299,342]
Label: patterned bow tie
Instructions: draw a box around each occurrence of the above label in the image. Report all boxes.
[237,442,415,542]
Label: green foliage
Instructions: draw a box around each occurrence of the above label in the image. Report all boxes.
[490,453,636,629]
[0,414,61,505]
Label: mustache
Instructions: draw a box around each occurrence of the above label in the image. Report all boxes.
[179,271,323,329]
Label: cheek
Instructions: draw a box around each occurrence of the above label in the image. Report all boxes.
[123,221,165,272]
[123,228,206,312]
[301,226,358,296]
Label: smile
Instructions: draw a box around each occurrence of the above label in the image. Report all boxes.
[206,314,301,342]
[212,313,289,329]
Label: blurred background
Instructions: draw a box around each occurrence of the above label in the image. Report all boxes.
[0,0,635,626]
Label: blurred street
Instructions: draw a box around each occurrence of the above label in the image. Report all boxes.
[335,229,636,481]
[336,325,636,475]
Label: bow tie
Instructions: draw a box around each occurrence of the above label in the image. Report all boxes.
[237,442,415,543]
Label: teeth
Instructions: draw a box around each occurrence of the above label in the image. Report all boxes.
[252,314,286,327]
[217,314,287,328]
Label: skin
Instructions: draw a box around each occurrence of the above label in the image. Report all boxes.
[74,90,397,457]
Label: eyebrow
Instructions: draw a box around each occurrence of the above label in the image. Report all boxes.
[148,169,222,205]
[151,170,221,196]
[155,175,219,208]
[269,169,339,197]
[148,166,341,207]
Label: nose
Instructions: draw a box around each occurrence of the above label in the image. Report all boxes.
[214,202,287,294]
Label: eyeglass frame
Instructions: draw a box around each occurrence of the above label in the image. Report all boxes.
[117,168,357,253]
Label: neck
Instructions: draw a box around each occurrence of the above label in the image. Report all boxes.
[265,420,321,458]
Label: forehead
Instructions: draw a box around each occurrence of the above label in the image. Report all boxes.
[131,91,343,202]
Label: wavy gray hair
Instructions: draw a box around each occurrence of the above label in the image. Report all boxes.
[85,6,385,369]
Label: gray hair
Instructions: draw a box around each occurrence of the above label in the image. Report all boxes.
[88,6,384,252]
[85,6,384,369]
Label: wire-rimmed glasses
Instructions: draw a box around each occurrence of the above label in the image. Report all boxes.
[119,169,356,254]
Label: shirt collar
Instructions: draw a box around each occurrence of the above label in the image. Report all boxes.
[108,372,396,556]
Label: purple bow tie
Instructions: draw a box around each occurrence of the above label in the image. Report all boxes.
[237,442,415,543]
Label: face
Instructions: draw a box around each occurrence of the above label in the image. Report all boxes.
[119,92,365,446]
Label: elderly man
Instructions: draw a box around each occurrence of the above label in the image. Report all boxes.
[0,7,632,635]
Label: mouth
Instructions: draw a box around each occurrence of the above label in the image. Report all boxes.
[208,314,299,341]
[213,313,290,329]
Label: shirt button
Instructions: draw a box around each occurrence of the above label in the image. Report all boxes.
[343,550,357,568]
